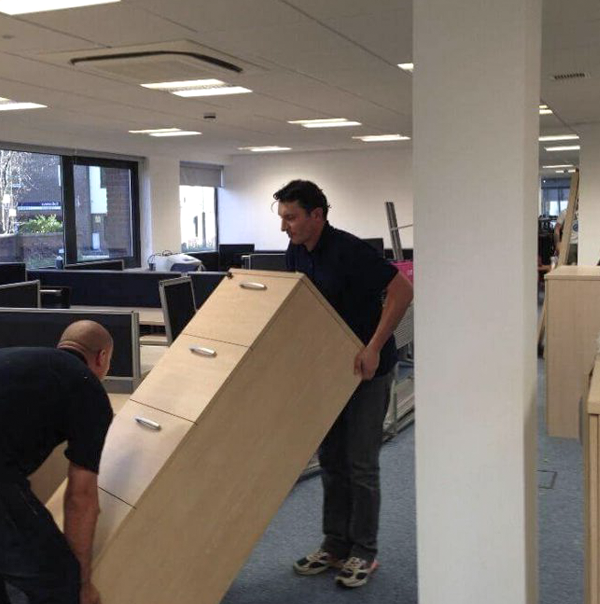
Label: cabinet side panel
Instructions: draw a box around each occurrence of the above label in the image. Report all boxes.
[93,283,362,604]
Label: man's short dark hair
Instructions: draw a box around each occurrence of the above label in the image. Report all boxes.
[273,180,329,219]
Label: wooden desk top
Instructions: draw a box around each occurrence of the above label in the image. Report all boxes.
[72,305,164,326]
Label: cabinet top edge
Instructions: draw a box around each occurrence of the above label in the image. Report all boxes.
[546,266,600,280]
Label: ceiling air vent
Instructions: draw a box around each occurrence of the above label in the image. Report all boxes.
[551,72,590,81]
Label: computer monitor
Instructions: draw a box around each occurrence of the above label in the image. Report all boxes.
[218,244,255,271]
[0,262,26,285]
[159,277,197,344]
[247,253,288,271]
[0,280,40,308]
[361,238,385,258]
[188,272,227,309]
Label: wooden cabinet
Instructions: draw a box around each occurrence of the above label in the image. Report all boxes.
[546,267,600,438]
[48,269,363,604]
[585,357,600,604]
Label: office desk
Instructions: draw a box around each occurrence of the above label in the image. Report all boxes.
[72,305,164,327]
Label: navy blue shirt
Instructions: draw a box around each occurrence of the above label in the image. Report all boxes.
[0,347,113,484]
[286,222,398,377]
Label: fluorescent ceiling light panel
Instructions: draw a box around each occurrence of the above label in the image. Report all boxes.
[141,79,224,91]
[288,118,361,128]
[539,134,579,142]
[238,146,291,152]
[172,86,251,97]
[352,134,411,142]
[568,169,577,173]
[542,164,573,169]
[0,100,46,111]
[397,63,414,73]
[555,170,565,173]
[539,108,553,115]
[0,0,119,14]
[545,145,580,151]
[129,128,180,134]
[149,130,201,137]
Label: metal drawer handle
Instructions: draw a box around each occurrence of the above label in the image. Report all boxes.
[189,346,217,358]
[135,417,162,431]
[240,281,267,291]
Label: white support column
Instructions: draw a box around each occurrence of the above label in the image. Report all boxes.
[578,125,600,265]
[413,1,540,603]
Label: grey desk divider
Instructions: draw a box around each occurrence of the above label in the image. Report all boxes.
[0,308,141,393]
[27,269,180,307]
[65,259,125,271]
[0,280,40,308]
[0,262,26,285]
[159,276,197,344]
[188,271,228,309]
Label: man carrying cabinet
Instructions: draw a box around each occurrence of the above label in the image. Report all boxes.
[0,320,114,604]
[275,180,413,588]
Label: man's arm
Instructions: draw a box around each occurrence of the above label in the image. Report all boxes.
[354,271,414,380]
[63,462,101,604]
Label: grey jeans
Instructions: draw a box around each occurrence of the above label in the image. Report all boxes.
[320,372,392,563]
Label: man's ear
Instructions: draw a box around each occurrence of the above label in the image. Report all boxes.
[311,207,324,221]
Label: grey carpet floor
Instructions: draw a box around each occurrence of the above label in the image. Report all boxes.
[223,359,584,604]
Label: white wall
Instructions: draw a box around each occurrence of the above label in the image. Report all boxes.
[219,147,413,250]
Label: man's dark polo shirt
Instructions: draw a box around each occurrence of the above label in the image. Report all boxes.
[0,347,113,485]
[286,222,398,377]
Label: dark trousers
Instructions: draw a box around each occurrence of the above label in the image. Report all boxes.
[320,373,392,564]
[0,483,79,604]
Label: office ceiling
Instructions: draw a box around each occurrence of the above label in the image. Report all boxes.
[0,0,592,167]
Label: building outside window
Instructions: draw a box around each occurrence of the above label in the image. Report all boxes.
[180,185,217,252]
[179,162,222,253]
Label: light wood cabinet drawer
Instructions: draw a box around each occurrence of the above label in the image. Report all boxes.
[132,334,248,422]
[98,400,193,506]
[47,482,133,561]
[183,271,299,347]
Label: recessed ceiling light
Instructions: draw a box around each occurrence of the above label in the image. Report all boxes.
[539,108,553,115]
[173,86,251,98]
[141,78,252,98]
[288,118,361,128]
[542,164,573,169]
[149,130,201,137]
[238,146,292,153]
[0,99,46,111]
[352,134,411,142]
[568,169,577,173]
[397,63,414,73]
[555,170,565,173]
[0,0,119,14]
[141,79,224,91]
[545,145,580,151]
[539,134,579,142]
[129,128,180,134]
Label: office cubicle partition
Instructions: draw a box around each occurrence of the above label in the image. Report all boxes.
[0,262,27,285]
[159,277,197,344]
[0,280,40,308]
[0,308,141,392]
[188,271,228,309]
[65,259,125,271]
[28,269,180,307]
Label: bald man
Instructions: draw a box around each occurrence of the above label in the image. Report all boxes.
[0,320,114,604]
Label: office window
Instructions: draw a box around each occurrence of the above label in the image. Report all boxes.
[0,149,64,269]
[73,161,136,262]
[541,178,571,218]
[180,186,217,252]
[0,148,140,268]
